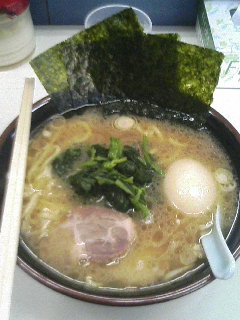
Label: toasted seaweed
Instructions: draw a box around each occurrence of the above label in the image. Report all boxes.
[100,100,206,130]
[175,40,224,106]
[30,9,142,99]
[31,45,69,94]
[30,8,224,116]
[62,42,103,108]
[86,33,223,114]
[61,9,144,107]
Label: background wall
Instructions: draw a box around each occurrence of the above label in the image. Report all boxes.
[30,0,199,25]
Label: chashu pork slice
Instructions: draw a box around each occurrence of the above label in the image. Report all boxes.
[39,206,136,268]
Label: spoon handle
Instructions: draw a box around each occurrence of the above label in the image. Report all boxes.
[201,205,235,280]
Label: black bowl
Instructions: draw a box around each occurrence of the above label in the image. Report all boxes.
[0,96,240,306]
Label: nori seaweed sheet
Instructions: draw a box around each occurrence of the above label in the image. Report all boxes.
[100,100,207,130]
[30,8,224,115]
[31,45,67,94]
[30,9,143,110]
[61,42,99,107]
[85,33,223,114]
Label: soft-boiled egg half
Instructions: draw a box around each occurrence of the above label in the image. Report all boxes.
[164,159,216,215]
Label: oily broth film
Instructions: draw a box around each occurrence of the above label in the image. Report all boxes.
[21,109,238,288]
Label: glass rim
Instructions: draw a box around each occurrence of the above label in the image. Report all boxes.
[84,4,152,33]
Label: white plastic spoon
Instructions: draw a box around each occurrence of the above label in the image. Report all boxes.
[201,205,235,280]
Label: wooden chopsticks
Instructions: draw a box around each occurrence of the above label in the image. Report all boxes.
[0,78,35,320]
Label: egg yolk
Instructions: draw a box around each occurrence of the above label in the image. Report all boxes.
[164,159,216,214]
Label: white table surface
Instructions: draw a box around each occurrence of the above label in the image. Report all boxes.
[0,26,240,320]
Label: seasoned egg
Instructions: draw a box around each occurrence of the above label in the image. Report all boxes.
[164,159,216,214]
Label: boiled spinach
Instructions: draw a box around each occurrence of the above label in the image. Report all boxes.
[52,137,164,219]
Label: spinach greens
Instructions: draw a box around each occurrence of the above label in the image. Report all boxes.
[52,147,82,177]
[52,137,164,219]
[142,135,165,176]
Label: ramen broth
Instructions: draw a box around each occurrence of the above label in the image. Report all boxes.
[21,110,238,288]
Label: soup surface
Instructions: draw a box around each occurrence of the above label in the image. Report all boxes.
[21,109,238,288]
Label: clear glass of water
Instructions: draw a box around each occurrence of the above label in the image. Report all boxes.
[84,4,152,33]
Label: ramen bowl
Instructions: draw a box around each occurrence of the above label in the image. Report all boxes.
[0,96,240,306]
